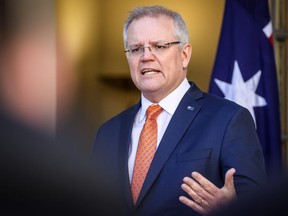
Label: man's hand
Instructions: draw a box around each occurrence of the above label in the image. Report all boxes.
[179,168,237,215]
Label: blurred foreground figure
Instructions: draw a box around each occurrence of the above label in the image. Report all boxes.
[0,0,57,134]
[0,0,110,215]
[212,175,288,216]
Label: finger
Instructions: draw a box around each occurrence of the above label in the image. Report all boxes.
[181,181,204,203]
[183,177,214,201]
[179,196,208,215]
[224,168,236,190]
[191,172,219,195]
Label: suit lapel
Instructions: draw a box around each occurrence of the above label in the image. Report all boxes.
[118,103,141,211]
[135,83,204,207]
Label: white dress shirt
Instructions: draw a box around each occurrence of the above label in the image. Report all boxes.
[128,78,191,182]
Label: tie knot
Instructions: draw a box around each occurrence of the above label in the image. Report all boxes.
[146,104,163,120]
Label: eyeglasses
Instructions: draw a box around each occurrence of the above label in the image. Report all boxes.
[125,41,181,58]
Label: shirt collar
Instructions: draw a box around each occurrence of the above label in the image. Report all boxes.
[139,78,191,122]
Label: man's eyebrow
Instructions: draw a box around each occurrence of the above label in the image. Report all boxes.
[129,40,166,46]
[128,42,143,47]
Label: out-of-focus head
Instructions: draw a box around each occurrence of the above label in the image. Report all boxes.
[0,0,76,134]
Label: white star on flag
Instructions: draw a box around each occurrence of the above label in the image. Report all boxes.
[214,60,267,124]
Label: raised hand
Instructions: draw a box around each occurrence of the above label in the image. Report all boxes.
[179,168,237,215]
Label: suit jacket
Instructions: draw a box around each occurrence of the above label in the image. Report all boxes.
[92,82,266,216]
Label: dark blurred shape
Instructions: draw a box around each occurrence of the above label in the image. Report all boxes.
[0,0,118,215]
[0,111,104,215]
[212,174,288,216]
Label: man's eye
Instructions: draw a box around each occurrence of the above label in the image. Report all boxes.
[131,47,142,53]
[154,45,167,50]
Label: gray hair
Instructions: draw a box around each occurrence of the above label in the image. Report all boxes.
[123,5,189,49]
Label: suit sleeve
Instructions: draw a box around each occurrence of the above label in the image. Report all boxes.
[220,107,267,198]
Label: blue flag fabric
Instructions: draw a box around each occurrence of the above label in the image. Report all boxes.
[209,0,282,176]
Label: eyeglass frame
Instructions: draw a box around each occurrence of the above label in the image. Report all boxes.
[124,41,181,57]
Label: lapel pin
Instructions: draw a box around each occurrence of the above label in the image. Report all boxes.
[186,106,194,111]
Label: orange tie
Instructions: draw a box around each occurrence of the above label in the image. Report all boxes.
[131,104,163,204]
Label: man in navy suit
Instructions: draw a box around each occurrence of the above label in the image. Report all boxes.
[92,5,266,216]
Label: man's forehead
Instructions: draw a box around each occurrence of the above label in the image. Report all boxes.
[127,16,174,40]
[129,15,173,29]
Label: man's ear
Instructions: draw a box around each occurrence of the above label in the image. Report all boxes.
[181,43,192,69]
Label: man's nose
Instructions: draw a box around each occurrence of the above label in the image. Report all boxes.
[141,46,154,60]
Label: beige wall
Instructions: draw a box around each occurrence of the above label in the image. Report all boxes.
[97,0,224,90]
[56,0,225,124]
[56,0,288,162]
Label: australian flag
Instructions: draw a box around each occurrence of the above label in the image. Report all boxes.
[209,0,282,176]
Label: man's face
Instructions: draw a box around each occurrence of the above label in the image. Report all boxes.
[126,15,192,102]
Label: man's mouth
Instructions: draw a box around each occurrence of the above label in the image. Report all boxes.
[141,68,160,75]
